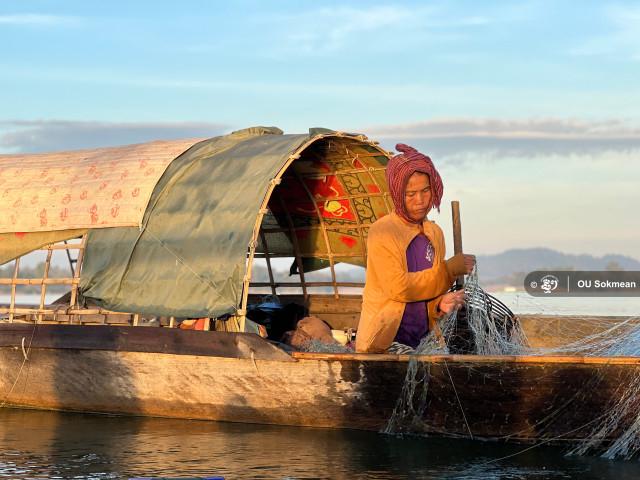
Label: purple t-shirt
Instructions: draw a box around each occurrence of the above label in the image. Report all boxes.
[394,234,435,348]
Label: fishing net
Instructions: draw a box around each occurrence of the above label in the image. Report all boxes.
[384,265,640,460]
[299,339,354,353]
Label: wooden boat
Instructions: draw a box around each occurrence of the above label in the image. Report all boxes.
[1,127,638,446]
[1,318,639,443]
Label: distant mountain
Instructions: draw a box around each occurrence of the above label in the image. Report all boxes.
[477,248,640,286]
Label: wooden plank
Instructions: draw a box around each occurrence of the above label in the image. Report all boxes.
[307,295,362,313]
[246,294,362,312]
[316,312,359,330]
[292,351,640,365]
[244,294,363,331]
[0,323,294,361]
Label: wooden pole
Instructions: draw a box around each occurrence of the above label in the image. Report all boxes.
[451,200,464,289]
[37,246,53,323]
[259,232,277,296]
[8,258,19,323]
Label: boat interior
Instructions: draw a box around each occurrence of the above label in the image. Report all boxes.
[0,136,634,351]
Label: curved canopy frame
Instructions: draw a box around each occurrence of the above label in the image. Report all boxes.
[244,134,392,313]
[1,128,393,329]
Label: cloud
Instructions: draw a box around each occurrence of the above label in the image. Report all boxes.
[0,120,230,153]
[255,4,497,56]
[568,4,640,60]
[362,117,640,160]
[266,5,414,54]
[0,14,80,26]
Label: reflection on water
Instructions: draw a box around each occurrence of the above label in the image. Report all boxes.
[491,292,640,317]
[1,408,640,479]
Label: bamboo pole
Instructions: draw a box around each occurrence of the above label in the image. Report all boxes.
[253,252,367,259]
[63,239,75,276]
[239,175,289,333]
[291,170,340,299]
[37,246,53,322]
[8,258,19,323]
[0,278,78,285]
[278,195,308,300]
[0,306,132,316]
[451,200,464,289]
[257,190,391,204]
[339,144,381,279]
[1,234,137,325]
[250,281,364,287]
[356,150,393,217]
[237,133,390,320]
[69,234,87,323]
[258,231,277,296]
[35,243,84,251]
[260,222,377,235]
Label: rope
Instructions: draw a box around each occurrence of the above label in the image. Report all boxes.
[0,323,37,408]
[443,359,474,440]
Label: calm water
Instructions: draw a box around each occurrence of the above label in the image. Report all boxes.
[1,408,640,480]
[492,292,640,317]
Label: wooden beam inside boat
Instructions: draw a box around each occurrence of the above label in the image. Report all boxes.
[0,323,294,361]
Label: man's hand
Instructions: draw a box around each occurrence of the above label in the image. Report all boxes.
[463,254,476,274]
[438,290,465,314]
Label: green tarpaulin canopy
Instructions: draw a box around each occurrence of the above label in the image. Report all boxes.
[81,127,391,318]
[6,126,391,319]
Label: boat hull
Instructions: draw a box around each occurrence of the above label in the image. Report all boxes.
[1,324,638,443]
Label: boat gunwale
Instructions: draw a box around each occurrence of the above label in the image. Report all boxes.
[292,351,640,365]
[2,322,640,366]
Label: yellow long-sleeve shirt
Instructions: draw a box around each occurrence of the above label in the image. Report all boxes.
[356,212,465,353]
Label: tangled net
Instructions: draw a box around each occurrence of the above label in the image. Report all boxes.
[384,265,640,459]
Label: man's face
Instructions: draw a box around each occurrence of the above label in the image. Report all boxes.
[404,172,432,222]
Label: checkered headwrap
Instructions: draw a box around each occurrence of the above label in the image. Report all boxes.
[385,143,443,223]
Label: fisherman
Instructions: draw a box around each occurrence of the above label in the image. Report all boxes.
[356,144,475,354]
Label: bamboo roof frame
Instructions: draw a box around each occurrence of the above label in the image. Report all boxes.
[1,131,392,330]
[0,235,134,323]
[239,133,392,331]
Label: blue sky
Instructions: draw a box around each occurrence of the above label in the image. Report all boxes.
[1,1,639,258]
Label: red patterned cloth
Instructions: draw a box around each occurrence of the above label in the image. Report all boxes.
[385,143,443,223]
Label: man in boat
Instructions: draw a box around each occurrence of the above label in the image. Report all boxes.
[356,144,475,354]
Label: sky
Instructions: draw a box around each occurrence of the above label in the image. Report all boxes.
[1,0,639,259]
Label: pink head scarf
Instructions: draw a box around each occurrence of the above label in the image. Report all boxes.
[385,143,443,224]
